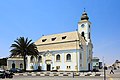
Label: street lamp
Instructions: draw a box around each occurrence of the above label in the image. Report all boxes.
[103,57,106,80]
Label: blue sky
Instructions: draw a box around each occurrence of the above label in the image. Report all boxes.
[0,0,120,65]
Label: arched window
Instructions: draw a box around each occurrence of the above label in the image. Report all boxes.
[66,54,71,61]
[56,54,60,61]
[20,63,23,69]
[38,56,42,63]
[31,56,34,63]
[89,25,90,28]
[80,53,82,60]
[89,32,90,39]
[12,63,15,68]
[81,32,84,37]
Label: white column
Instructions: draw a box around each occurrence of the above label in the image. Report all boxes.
[26,56,31,70]
[51,54,54,70]
[61,53,65,70]
[77,50,80,71]
[43,56,46,70]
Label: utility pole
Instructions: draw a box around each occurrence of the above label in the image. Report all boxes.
[104,63,106,80]
[103,57,106,80]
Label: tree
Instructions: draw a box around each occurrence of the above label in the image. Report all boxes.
[10,37,38,71]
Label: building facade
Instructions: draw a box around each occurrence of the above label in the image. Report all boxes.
[7,57,24,70]
[26,11,93,71]
[7,11,93,72]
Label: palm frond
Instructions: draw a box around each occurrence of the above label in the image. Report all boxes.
[10,37,38,57]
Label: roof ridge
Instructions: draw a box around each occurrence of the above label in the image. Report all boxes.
[42,31,77,37]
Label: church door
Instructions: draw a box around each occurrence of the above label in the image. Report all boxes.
[88,63,90,71]
[12,63,15,68]
[47,64,51,71]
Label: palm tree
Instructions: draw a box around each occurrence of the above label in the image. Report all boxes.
[10,37,38,71]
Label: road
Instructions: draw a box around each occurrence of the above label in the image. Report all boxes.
[2,76,120,80]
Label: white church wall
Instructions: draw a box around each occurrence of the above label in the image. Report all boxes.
[53,50,78,71]
[25,49,90,71]
[26,48,91,71]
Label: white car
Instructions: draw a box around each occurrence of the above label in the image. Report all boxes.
[0,68,4,72]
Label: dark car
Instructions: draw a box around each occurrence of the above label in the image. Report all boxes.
[0,71,5,79]
[5,71,14,78]
[92,68,99,72]
[0,71,14,79]
[9,68,23,73]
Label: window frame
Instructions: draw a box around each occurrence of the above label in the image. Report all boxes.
[66,66,71,69]
[30,56,34,63]
[38,56,42,63]
[62,36,67,40]
[51,37,56,41]
[56,54,60,62]
[56,66,60,70]
[66,54,71,62]
[42,39,47,42]
[20,63,23,69]
[80,53,82,60]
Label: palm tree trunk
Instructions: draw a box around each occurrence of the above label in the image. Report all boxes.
[23,54,26,72]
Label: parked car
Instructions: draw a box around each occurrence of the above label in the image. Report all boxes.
[9,68,23,73]
[5,71,14,78]
[0,69,4,72]
[0,70,14,79]
[92,68,99,72]
[0,71,5,79]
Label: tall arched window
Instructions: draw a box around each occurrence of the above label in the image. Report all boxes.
[80,53,82,60]
[38,56,42,63]
[89,25,90,28]
[31,56,34,63]
[81,32,84,37]
[89,32,90,39]
[66,54,71,61]
[56,54,60,61]
[20,63,23,69]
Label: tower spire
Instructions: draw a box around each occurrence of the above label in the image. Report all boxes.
[81,9,89,21]
[84,8,86,12]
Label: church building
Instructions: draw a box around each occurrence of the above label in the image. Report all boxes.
[7,11,93,72]
[26,10,93,71]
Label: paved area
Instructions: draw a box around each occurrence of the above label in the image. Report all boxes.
[2,76,120,80]
[13,70,120,77]
[14,71,104,77]
[1,69,120,80]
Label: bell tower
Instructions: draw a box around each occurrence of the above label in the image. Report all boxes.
[78,10,91,43]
